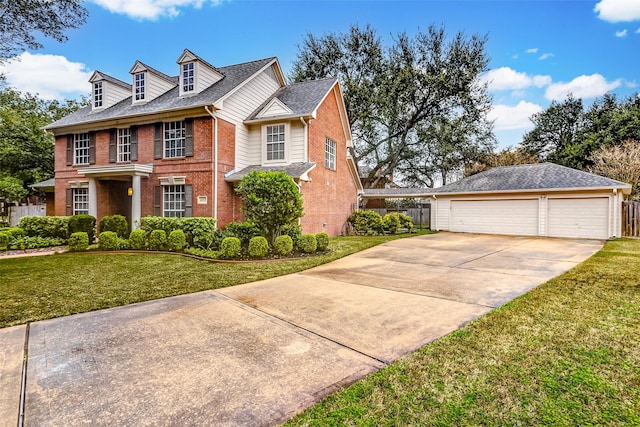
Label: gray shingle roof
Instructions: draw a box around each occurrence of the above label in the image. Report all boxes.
[29,178,55,191]
[46,57,277,130]
[225,162,316,182]
[94,71,131,90]
[434,163,630,193]
[246,78,337,121]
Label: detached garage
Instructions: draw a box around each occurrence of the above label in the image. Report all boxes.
[431,163,631,239]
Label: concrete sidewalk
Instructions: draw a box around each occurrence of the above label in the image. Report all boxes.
[0,233,603,426]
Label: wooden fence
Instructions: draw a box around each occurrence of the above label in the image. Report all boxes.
[622,201,640,237]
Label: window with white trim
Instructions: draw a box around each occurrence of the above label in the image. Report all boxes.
[266,124,285,161]
[134,72,145,101]
[164,121,186,158]
[93,82,103,108]
[325,137,336,170]
[182,62,194,93]
[163,185,185,217]
[117,128,131,162]
[74,133,90,165]
[73,188,89,215]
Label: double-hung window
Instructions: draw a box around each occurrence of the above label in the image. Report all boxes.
[93,82,103,108]
[164,121,186,158]
[74,133,90,165]
[73,188,89,215]
[117,128,131,162]
[182,62,194,93]
[163,185,185,217]
[325,137,336,170]
[266,124,285,161]
[134,72,145,101]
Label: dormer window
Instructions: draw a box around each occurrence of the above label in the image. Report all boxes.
[134,72,145,101]
[93,82,103,108]
[182,62,194,93]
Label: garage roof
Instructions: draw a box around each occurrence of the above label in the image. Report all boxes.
[434,163,631,195]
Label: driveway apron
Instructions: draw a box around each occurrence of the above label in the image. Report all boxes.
[0,233,603,426]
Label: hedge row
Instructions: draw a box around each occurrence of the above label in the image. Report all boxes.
[348,210,414,235]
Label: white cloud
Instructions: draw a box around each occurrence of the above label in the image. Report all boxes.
[616,29,628,37]
[539,53,554,60]
[480,67,551,91]
[636,27,640,33]
[595,0,640,23]
[89,0,223,20]
[0,52,92,100]
[488,101,543,131]
[525,48,538,54]
[544,74,621,101]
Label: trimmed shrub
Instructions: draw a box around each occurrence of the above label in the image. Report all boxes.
[99,215,129,238]
[68,232,89,252]
[168,230,187,252]
[224,221,262,246]
[19,216,70,239]
[298,234,317,253]
[8,236,65,250]
[0,227,25,240]
[0,232,9,250]
[274,235,293,256]
[117,238,130,250]
[128,229,147,250]
[248,236,269,258]
[280,224,301,248]
[220,237,241,259]
[398,213,414,231]
[383,213,401,234]
[315,232,329,251]
[179,218,216,249]
[69,214,96,242]
[149,230,167,251]
[348,210,384,235]
[98,231,118,250]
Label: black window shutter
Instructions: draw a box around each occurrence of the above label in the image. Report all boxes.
[184,184,193,217]
[66,135,73,166]
[185,119,194,157]
[89,132,96,165]
[154,185,162,216]
[130,127,138,161]
[109,129,116,163]
[154,123,163,159]
[66,188,73,215]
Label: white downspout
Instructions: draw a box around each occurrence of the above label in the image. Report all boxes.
[204,105,218,225]
[300,117,308,162]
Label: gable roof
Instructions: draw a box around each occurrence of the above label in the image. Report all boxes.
[245,78,338,122]
[434,163,632,194]
[89,71,131,90]
[45,57,278,132]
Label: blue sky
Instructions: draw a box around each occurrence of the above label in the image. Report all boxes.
[1,0,639,148]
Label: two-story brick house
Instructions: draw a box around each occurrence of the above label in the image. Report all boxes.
[45,49,362,235]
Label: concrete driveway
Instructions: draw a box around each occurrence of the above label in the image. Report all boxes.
[0,233,603,426]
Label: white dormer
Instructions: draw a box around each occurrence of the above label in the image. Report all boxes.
[256,98,293,119]
[128,61,176,104]
[89,71,131,111]
[177,49,224,96]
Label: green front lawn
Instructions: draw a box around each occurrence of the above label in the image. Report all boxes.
[0,232,430,328]
[286,239,640,426]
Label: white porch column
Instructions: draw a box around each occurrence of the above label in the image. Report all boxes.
[131,175,142,229]
[88,177,98,218]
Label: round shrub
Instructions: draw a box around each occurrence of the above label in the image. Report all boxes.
[383,213,401,234]
[128,229,147,250]
[168,229,187,252]
[117,238,130,250]
[315,232,329,251]
[69,214,96,242]
[0,231,10,250]
[248,236,269,258]
[274,235,293,256]
[149,229,167,251]
[99,215,129,238]
[98,231,118,250]
[68,232,89,252]
[298,234,317,253]
[220,237,241,259]
[348,210,384,235]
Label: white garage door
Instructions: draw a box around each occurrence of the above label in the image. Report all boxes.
[450,199,539,236]
[547,198,609,239]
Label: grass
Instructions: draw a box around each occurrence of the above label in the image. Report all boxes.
[285,239,640,426]
[0,232,431,328]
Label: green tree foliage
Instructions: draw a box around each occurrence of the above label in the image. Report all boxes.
[235,171,304,244]
[0,87,86,201]
[292,24,495,188]
[0,0,88,61]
